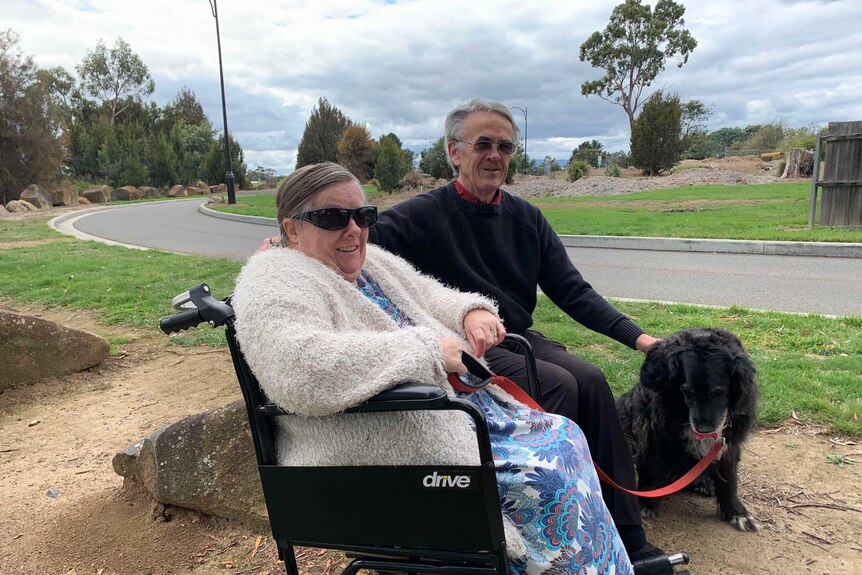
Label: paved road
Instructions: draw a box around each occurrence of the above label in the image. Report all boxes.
[64,199,862,317]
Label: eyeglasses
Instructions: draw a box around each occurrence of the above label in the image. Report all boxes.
[454,139,516,156]
[292,206,378,230]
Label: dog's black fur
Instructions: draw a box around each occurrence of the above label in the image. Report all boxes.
[617,327,761,532]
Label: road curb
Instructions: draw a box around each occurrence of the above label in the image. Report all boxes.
[198,203,278,228]
[199,204,862,258]
[560,235,862,258]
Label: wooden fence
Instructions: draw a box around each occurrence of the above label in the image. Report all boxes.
[809,121,862,227]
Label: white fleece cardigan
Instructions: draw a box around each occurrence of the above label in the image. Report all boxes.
[232,244,527,557]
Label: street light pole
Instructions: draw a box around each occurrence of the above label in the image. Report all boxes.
[512,106,528,174]
[209,0,236,204]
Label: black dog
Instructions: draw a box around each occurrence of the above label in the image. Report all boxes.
[616,327,761,532]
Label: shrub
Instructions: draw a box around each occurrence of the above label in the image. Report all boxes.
[631,90,684,176]
[605,163,622,177]
[567,160,590,182]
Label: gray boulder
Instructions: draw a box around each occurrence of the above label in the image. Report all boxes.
[51,188,79,207]
[110,186,143,201]
[5,199,37,213]
[82,186,111,203]
[139,186,163,199]
[113,401,268,530]
[0,310,110,390]
[0,204,9,216]
[20,184,52,209]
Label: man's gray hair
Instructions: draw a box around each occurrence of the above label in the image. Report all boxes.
[444,99,520,175]
[276,162,362,244]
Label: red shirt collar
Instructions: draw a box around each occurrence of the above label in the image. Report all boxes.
[455,181,502,205]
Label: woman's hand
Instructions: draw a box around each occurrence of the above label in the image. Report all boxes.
[440,338,467,374]
[463,309,506,358]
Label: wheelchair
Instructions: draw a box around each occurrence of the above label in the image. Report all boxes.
[160,283,691,575]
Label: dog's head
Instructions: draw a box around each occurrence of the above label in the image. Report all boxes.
[640,328,757,435]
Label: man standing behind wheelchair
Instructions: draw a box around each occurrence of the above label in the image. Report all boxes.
[367,99,662,562]
[234,162,634,574]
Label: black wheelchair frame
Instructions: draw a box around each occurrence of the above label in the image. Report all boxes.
[160,283,691,575]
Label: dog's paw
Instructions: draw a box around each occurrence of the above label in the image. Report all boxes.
[689,476,714,497]
[728,513,762,532]
[640,506,657,520]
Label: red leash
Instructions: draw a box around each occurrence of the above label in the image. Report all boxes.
[460,374,724,499]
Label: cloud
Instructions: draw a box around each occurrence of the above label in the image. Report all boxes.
[6,0,862,172]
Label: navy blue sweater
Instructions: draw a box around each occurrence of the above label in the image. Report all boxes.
[368,183,644,349]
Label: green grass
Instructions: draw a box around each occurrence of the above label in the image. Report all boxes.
[538,183,862,242]
[210,182,862,243]
[533,298,862,436]
[0,217,241,347]
[1,216,860,435]
[212,184,381,219]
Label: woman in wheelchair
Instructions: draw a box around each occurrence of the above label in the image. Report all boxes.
[232,162,634,575]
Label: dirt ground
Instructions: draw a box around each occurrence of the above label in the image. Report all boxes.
[1,305,860,575]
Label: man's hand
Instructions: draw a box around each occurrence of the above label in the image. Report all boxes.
[635,334,659,353]
[256,236,281,253]
[463,309,506,358]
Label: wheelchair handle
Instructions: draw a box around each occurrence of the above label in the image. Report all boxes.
[159,283,235,334]
[159,308,204,334]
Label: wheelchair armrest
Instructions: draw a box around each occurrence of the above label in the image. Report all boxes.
[256,382,448,417]
[345,382,448,413]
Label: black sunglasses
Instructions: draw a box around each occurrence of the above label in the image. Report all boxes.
[455,139,516,156]
[292,205,378,230]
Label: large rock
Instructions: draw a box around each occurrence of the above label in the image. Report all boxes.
[139,186,163,199]
[113,401,267,530]
[196,180,209,191]
[82,186,111,203]
[0,310,110,390]
[0,204,9,216]
[51,188,80,207]
[20,184,52,209]
[5,199,37,213]
[167,185,187,197]
[110,186,143,201]
[187,186,207,196]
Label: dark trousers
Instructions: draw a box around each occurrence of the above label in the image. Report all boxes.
[485,330,641,528]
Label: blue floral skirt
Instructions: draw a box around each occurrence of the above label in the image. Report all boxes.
[462,390,633,575]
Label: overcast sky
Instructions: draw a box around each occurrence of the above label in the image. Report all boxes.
[7,0,862,173]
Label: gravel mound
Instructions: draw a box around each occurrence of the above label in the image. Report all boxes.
[505,168,781,198]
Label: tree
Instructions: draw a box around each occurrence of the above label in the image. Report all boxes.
[0,29,64,204]
[419,137,453,180]
[579,0,697,135]
[570,140,605,167]
[336,124,377,182]
[295,97,351,168]
[162,86,208,133]
[76,37,154,125]
[375,135,405,193]
[680,100,711,146]
[247,165,278,185]
[202,134,248,189]
[630,90,684,176]
[150,131,180,187]
[171,120,214,184]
